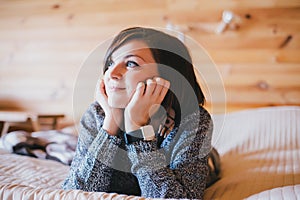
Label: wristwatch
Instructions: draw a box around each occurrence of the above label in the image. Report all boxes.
[124,125,155,144]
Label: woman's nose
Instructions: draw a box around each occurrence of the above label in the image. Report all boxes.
[108,63,125,79]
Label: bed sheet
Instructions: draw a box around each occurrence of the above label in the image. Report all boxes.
[0,106,299,199]
[204,106,300,199]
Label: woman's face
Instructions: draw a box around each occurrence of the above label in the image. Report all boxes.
[104,40,159,108]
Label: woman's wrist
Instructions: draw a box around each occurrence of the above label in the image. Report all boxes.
[124,111,148,133]
[103,115,120,136]
[124,121,142,133]
[124,125,155,144]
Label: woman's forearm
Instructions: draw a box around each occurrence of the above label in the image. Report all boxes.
[126,108,212,199]
[62,128,121,191]
[103,115,120,136]
[62,102,122,192]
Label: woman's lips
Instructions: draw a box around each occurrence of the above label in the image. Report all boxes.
[108,86,125,92]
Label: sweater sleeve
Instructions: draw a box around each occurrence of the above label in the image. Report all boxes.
[126,107,213,199]
[62,102,122,192]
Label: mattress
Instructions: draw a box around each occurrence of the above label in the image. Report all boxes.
[0,106,299,199]
[0,148,145,200]
[204,106,300,199]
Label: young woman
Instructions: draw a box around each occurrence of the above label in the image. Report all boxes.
[62,27,220,199]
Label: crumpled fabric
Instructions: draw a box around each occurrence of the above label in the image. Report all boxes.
[1,130,78,165]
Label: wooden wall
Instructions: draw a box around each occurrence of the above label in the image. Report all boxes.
[0,0,299,124]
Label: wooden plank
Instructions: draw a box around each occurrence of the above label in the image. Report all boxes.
[0,12,165,30]
[1,8,299,33]
[216,63,300,87]
[5,43,300,68]
[191,34,300,50]
[225,87,300,104]
[222,74,300,88]
[207,103,300,114]
[166,7,300,23]
[167,0,300,11]
[217,63,300,74]
[3,30,298,50]
[0,0,166,16]
[205,49,300,63]
[2,0,298,17]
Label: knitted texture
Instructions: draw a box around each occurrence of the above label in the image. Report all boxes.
[62,101,213,199]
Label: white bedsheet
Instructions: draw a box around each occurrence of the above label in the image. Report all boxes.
[0,106,299,200]
[205,106,300,199]
[0,148,144,199]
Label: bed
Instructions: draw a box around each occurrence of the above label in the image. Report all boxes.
[0,106,299,199]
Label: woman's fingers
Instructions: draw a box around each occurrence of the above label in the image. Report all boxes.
[96,79,110,113]
[97,79,109,103]
[99,79,107,98]
[125,77,170,129]
[144,79,156,96]
[130,82,145,103]
[131,77,170,106]
[135,82,145,97]
[154,77,170,96]
[157,79,170,102]
[146,77,170,103]
[151,77,163,96]
[143,77,169,96]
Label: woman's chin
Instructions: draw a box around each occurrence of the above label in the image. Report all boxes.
[108,98,127,109]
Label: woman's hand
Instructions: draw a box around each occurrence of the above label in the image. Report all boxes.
[124,77,170,132]
[96,79,123,136]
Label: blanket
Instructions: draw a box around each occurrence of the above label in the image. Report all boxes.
[1,130,77,165]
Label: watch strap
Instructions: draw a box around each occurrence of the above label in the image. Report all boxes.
[140,125,155,141]
[124,129,144,144]
[124,125,155,144]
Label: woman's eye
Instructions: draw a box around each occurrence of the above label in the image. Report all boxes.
[126,61,139,68]
[107,61,114,68]
[107,60,114,68]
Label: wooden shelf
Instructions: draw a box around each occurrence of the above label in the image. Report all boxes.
[0,111,65,137]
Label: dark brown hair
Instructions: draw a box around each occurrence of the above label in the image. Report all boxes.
[103,27,205,126]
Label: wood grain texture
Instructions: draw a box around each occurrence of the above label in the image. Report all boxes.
[0,0,299,124]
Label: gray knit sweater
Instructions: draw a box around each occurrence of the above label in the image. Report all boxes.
[62,101,213,199]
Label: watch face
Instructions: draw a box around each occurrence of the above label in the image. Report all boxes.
[141,125,155,141]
